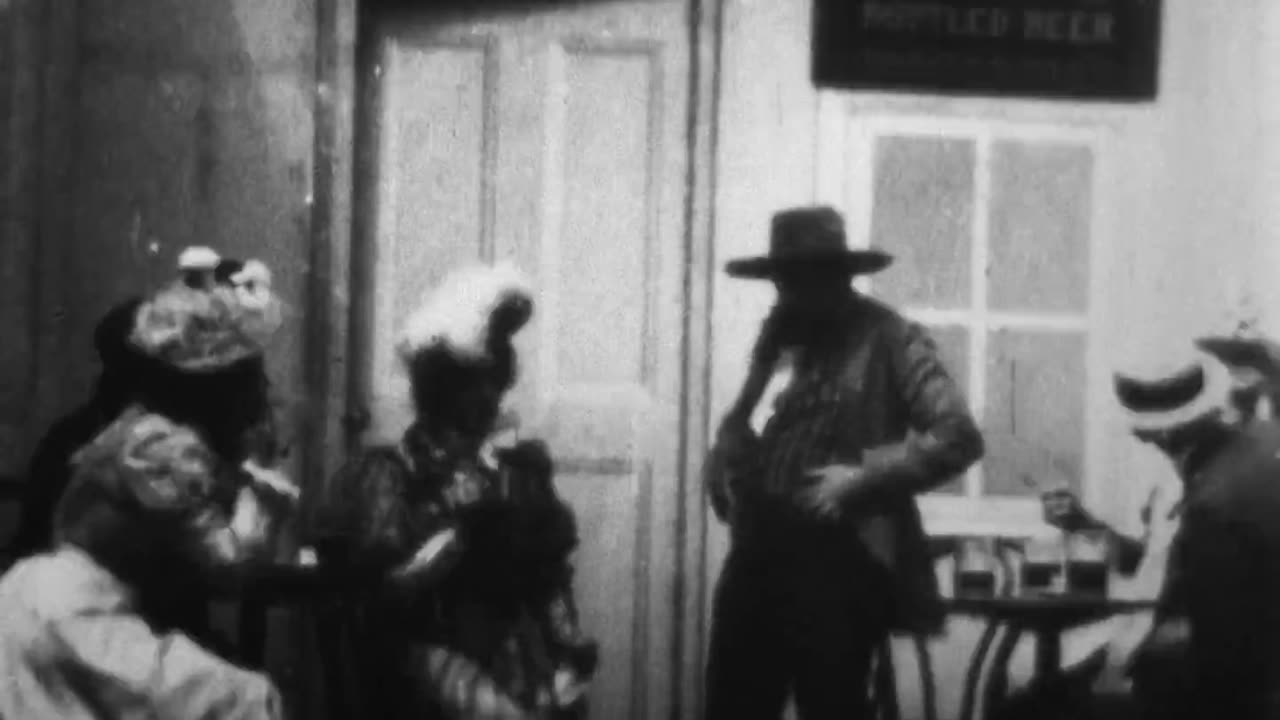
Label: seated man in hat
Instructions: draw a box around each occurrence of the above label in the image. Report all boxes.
[1119,349,1280,719]
[703,206,984,720]
[1011,349,1280,720]
[990,352,1210,720]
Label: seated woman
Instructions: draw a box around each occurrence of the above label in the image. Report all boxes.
[15,246,299,658]
[307,263,597,720]
[0,401,288,717]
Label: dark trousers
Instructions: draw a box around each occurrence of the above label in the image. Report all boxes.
[704,521,891,720]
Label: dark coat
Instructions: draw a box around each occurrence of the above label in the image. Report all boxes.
[724,297,984,636]
[826,298,984,634]
[1170,420,1280,719]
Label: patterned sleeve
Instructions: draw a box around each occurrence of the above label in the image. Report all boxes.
[52,612,284,719]
[863,320,985,497]
[419,645,537,720]
[305,447,424,572]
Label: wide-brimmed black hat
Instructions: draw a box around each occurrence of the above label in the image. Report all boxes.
[725,206,894,280]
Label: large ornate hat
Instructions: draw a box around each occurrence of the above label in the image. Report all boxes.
[1113,350,1234,434]
[397,261,534,366]
[724,206,894,280]
[129,247,283,373]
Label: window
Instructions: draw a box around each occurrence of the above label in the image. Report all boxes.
[820,111,1109,535]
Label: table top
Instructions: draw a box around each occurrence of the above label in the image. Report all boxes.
[946,593,1160,628]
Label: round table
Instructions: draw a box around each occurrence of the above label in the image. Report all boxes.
[947,594,1160,720]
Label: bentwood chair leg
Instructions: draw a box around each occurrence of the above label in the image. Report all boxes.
[874,637,901,720]
[912,633,938,720]
[959,620,1002,720]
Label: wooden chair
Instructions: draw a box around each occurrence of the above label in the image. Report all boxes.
[872,633,938,720]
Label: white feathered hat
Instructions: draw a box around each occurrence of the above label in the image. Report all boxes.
[396,261,534,366]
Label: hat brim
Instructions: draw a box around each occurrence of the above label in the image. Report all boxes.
[1194,336,1280,378]
[1123,357,1234,434]
[725,250,894,279]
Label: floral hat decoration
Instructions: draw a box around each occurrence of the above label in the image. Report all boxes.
[130,246,284,373]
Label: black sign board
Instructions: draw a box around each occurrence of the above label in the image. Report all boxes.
[813,0,1162,100]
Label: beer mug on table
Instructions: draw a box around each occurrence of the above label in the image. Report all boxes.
[1020,534,1066,595]
[1066,529,1110,596]
[954,537,1002,598]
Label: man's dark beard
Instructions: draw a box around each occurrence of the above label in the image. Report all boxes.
[770,302,852,349]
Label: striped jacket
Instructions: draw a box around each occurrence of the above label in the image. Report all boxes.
[717,295,984,635]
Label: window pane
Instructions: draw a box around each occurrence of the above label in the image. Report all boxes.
[869,135,974,309]
[987,140,1093,313]
[982,330,1086,497]
[925,324,969,495]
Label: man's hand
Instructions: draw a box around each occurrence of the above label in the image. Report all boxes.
[1040,487,1098,532]
[800,464,869,519]
[241,459,301,503]
[392,527,461,585]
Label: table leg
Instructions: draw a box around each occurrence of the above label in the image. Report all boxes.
[238,594,269,668]
[959,620,1002,720]
[1034,628,1062,680]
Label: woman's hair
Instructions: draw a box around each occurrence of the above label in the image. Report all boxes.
[396,262,533,434]
[128,353,274,463]
[405,343,516,421]
[53,410,235,591]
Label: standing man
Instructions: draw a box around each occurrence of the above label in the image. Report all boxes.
[1116,350,1280,719]
[704,206,984,720]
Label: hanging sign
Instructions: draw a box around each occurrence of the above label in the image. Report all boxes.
[812,0,1162,100]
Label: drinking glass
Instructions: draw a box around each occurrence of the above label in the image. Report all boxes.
[1020,534,1065,595]
[1066,529,1110,596]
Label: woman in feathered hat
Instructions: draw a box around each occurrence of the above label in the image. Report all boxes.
[307,262,597,720]
[0,247,298,717]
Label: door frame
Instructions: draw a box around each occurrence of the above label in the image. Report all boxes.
[306,1,723,717]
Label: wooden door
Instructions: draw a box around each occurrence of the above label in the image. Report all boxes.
[354,3,695,718]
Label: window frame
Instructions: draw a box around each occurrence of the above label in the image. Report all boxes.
[816,101,1120,537]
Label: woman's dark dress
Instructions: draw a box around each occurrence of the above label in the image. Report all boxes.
[307,431,596,719]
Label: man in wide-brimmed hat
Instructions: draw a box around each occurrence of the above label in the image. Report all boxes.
[1109,349,1280,719]
[703,206,984,720]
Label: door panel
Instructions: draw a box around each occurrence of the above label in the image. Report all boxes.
[361,4,691,718]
